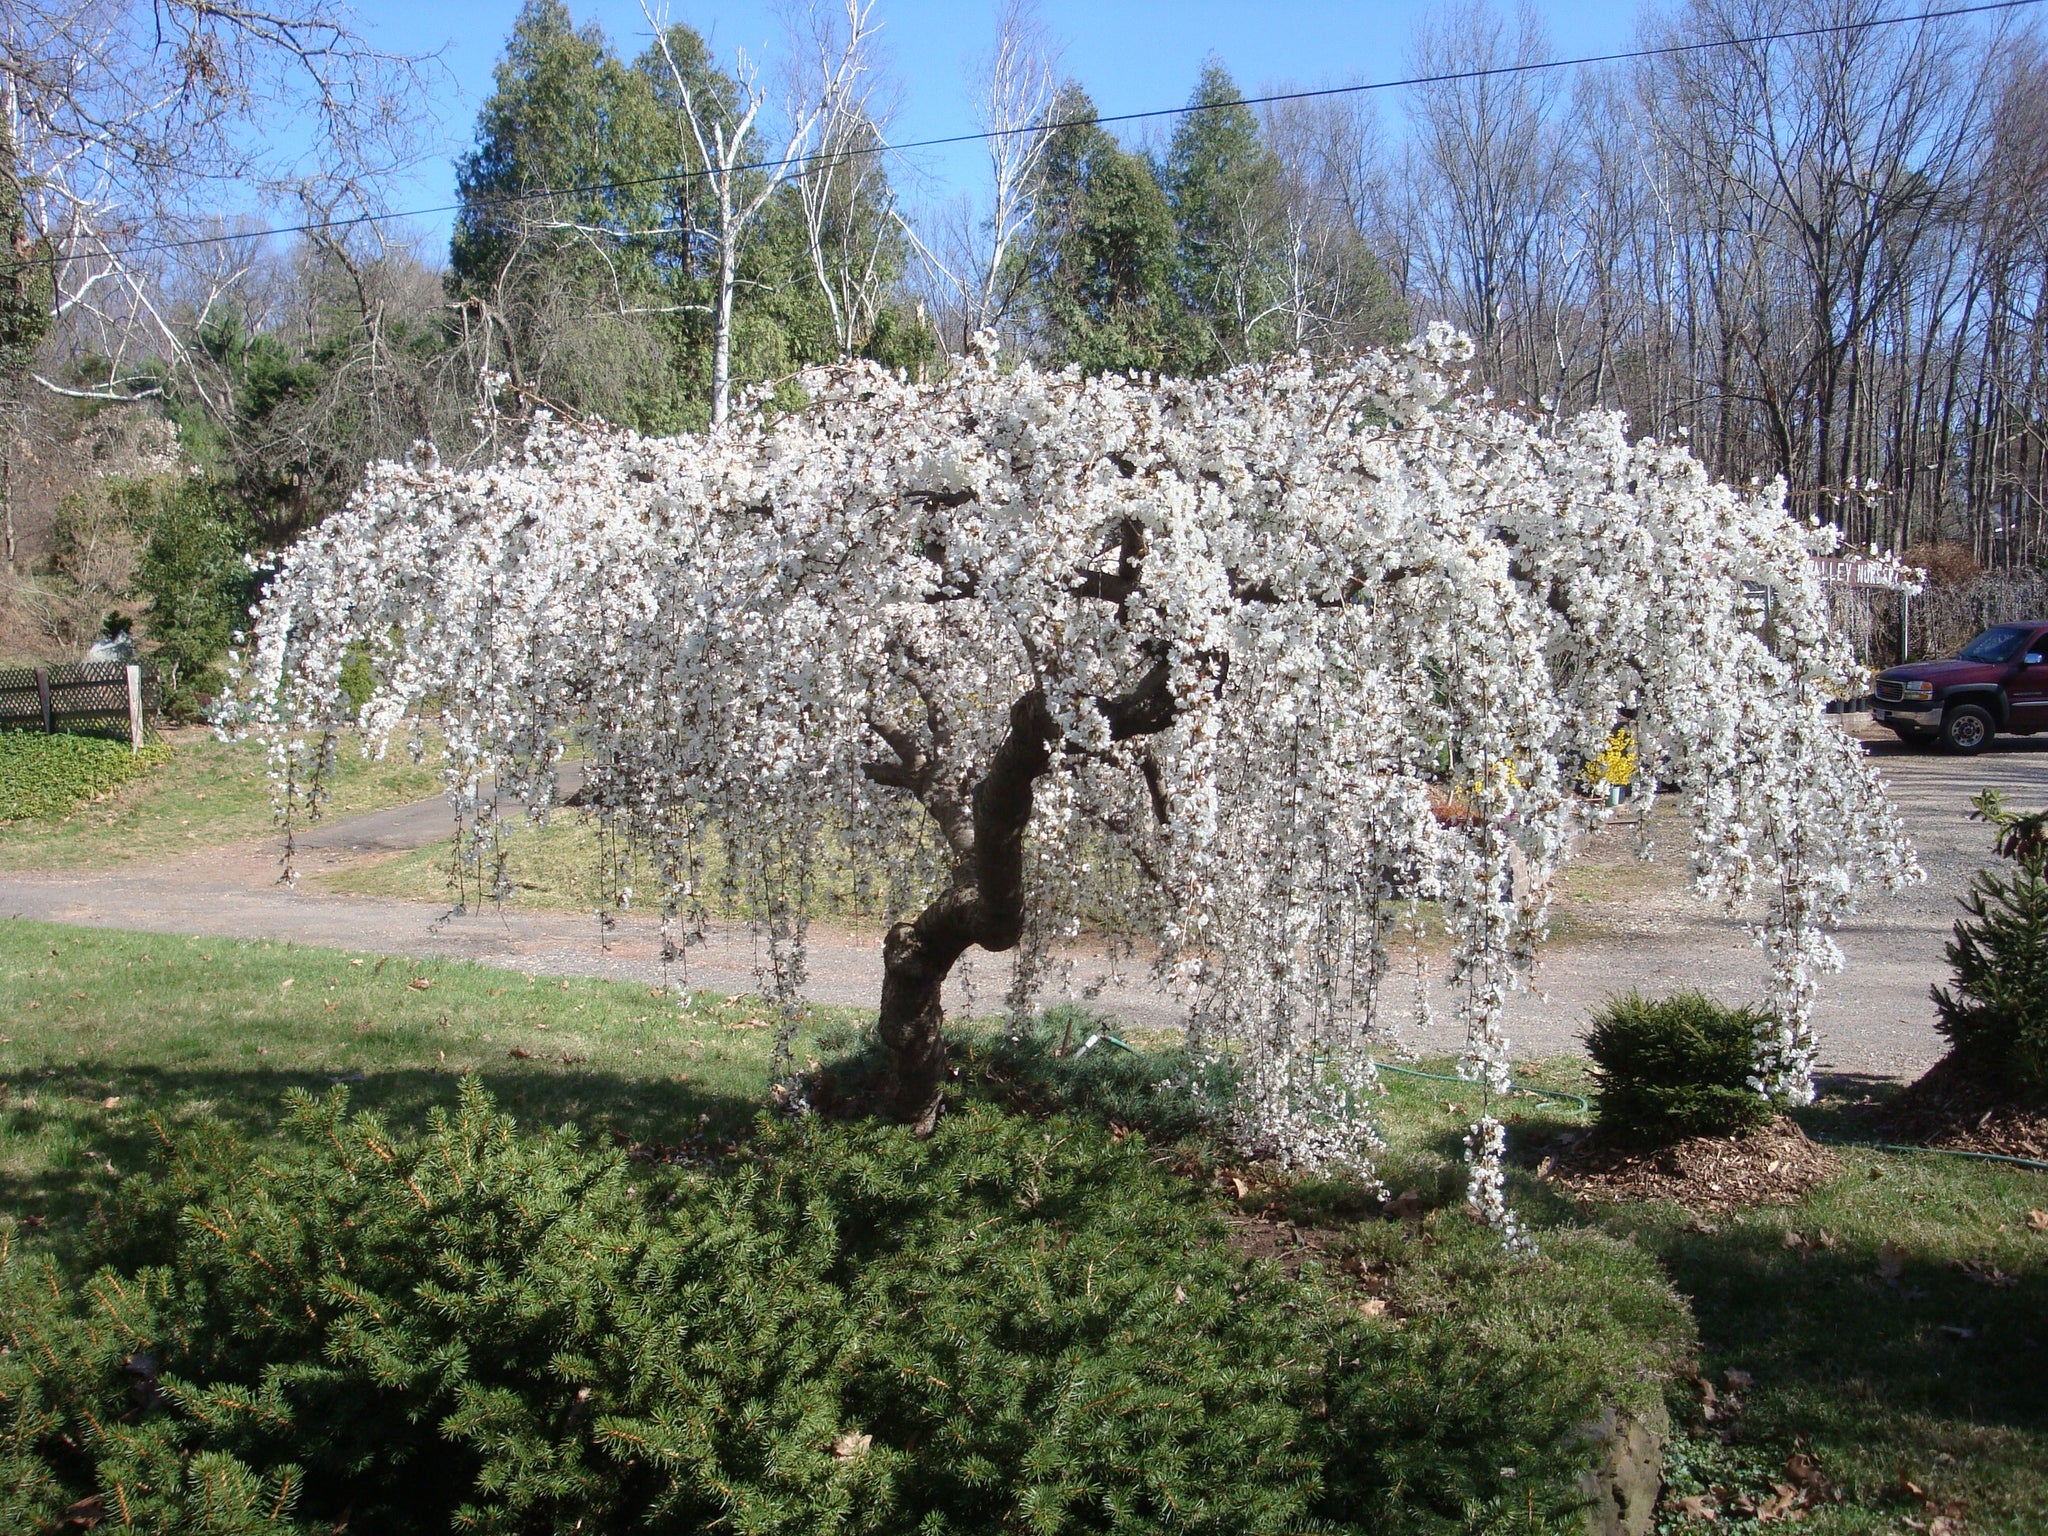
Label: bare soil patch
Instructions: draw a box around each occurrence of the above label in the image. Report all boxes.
[1874,1055,2048,1162]
[1549,1117,1840,1213]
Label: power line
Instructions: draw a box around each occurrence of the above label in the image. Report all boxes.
[46,0,2046,267]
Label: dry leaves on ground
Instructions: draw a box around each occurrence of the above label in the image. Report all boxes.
[1667,1452,1840,1525]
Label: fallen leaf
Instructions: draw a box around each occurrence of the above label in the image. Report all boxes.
[279,978,294,991]
[1928,1519,1959,1536]
[1358,1296,1389,1318]
[1957,1258,2018,1288]
[408,978,433,992]
[830,1430,871,1460]
[1674,1492,1720,1521]
[1783,1452,1831,1497]
[1754,1484,1800,1522]
[1877,1241,1904,1281]
[1893,1476,1927,1501]
[59,1494,106,1528]
[349,958,364,967]
[2025,1208,2048,1234]
[507,1047,534,1060]
[1173,1284,1188,1305]
[1230,1176,1251,1200]
[1723,1368,1754,1390]
[100,1096,121,1110]
[1782,1229,1809,1250]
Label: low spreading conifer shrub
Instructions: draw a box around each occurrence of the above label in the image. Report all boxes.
[2,1082,1688,1534]
[1933,790,2048,1100]
[1585,991,1778,1144]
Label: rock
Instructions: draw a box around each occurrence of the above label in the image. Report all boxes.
[1576,1396,1668,1536]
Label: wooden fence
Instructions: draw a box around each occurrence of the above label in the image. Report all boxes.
[0,661,159,751]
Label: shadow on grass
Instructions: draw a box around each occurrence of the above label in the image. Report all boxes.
[1634,1210,2046,1453]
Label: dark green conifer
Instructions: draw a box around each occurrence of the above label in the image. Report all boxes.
[1933,789,2048,1099]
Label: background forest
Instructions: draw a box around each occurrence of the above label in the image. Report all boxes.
[5,0,2048,706]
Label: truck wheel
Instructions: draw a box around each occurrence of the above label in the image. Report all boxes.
[1940,703,1995,754]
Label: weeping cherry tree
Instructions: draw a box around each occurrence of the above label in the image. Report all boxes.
[230,329,1917,1233]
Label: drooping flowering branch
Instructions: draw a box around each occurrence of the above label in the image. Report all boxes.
[227,329,1918,1220]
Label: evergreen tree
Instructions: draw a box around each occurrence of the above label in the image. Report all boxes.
[451,1,704,431]
[1021,85,1178,375]
[1160,64,1288,373]
[1933,789,2048,1099]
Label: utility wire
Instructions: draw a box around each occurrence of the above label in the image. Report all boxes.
[44,0,2047,267]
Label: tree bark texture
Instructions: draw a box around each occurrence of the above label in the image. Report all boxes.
[868,657,1183,1130]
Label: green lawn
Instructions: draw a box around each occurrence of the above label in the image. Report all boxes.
[0,728,444,870]
[0,918,2043,1533]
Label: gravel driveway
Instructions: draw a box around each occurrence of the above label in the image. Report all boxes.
[3,729,2041,1080]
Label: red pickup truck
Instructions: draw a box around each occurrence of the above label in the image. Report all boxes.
[1872,621,2048,752]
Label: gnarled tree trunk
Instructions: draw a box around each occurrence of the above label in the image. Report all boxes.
[866,656,1181,1130]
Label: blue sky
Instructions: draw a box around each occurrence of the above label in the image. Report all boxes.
[346,0,1645,259]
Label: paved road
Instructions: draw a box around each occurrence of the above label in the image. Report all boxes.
[3,732,2041,1079]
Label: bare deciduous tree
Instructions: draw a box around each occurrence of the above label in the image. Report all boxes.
[644,0,877,423]
[0,0,437,407]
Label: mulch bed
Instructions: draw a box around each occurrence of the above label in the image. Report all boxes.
[1546,1117,1840,1213]
[1871,1055,2048,1163]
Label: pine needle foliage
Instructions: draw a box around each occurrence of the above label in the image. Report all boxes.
[3,1084,1319,1534]
[1932,789,2048,1100]
[1585,992,1778,1144]
[2,1081,1686,1535]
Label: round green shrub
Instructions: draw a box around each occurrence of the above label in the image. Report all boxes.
[1584,990,1777,1144]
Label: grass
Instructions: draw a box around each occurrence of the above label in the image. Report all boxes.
[0,731,173,821]
[1613,1136,2048,1535]
[0,917,863,1267]
[0,727,444,870]
[0,920,2042,1533]
[323,816,670,910]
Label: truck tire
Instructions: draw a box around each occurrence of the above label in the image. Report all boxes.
[1940,702,1995,754]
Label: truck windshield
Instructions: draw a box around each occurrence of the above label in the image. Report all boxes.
[1955,626,2032,663]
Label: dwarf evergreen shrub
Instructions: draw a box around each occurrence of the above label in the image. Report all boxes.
[2,1082,1687,1535]
[1585,991,1777,1144]
[1933,790,2048,1099]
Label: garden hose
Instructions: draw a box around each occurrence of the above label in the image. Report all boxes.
[1808,1135,2048,1175]
[1369,1059,1593,1114]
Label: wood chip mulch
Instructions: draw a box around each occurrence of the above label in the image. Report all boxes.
[1872,1055,2048,1163]
[1546,1117,1840,1213]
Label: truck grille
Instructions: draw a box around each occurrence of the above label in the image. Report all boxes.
[1875,679,1906,702]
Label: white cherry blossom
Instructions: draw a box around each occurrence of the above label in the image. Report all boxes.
[227,331,1917,1225]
